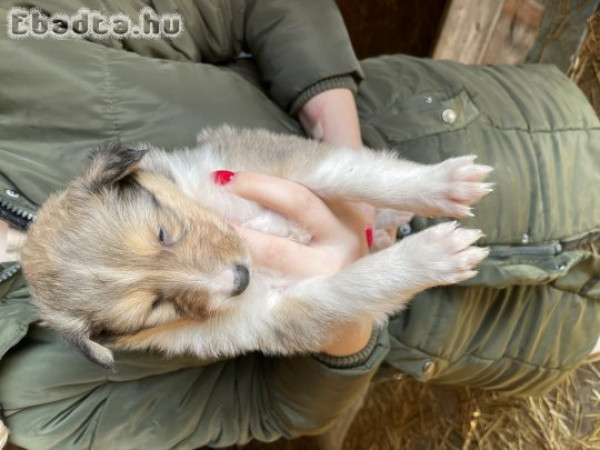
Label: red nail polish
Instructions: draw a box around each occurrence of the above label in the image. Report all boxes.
[212,170,235,185]
[365,227,373,248]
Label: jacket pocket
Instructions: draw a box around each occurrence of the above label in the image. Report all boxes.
[0,300,36,360]
[0,271,36,360]
[367,89,481,143]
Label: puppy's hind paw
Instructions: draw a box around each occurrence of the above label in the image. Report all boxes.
[397,221,489,288]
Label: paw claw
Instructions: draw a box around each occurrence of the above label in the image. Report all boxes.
[416,157,494,218]
[396,224,487,291]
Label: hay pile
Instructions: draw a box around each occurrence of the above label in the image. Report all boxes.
[342,362,600,449]
[237,361,600,450]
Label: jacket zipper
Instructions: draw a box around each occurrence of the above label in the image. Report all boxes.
[488,242,563,259]
[0,196,35,227]
[0,198,35,283]
[0,263,20,283]
[487,229,599,260]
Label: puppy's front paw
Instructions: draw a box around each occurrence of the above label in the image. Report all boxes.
[397,221,489,288]
[416,155,493,217]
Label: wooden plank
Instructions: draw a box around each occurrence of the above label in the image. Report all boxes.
[483,0,546,64]
[527,0,600,72]
[570,8,600,114]
[433,0,505,63]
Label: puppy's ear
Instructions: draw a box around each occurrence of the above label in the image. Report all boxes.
[83,144,148,193]
[63,330,115,371]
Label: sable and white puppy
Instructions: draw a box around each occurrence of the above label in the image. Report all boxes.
[22,126,492,370]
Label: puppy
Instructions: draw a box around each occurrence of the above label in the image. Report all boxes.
[21,126,492,370]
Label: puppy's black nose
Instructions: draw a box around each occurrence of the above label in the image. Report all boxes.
[232,263,250,297]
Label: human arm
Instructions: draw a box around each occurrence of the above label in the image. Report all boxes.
[298,87,363,149]
[243,0,365,148]
[242,0,363,114]
[0,322,388,448]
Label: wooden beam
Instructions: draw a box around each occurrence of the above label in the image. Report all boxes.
[483,0,546,65]
[527,0,600,73]
[433,0,505,63]
[569,8,600,115]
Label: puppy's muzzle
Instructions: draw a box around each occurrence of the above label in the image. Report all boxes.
[232,263,250,296]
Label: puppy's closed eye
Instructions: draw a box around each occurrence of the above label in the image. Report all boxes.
[158,227,169,245]
[150,293,184,317]
[151,293,165,310]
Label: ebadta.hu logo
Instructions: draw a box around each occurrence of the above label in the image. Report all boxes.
[7,7,183,39]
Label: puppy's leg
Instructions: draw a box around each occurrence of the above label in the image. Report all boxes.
[290,148,493,218]
[285,222,488,325]
[233,223,485,354]
[131,225,486,359]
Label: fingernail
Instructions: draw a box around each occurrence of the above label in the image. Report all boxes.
[212,170,235,185]
[365,227,373,248]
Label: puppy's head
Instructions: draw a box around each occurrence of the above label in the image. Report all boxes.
[22,144,249,370]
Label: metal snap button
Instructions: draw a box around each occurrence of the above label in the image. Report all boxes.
[5,189,19,199]
[422,360,436,376]
[399,224,412,236]
[520,233,530,244]
[441,108,457,124]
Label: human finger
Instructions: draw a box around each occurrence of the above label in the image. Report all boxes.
[234,225,335,277]
[218,171,342,242]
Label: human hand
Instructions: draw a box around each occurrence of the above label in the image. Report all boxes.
[219,171,374,356]
[222,171,368,278]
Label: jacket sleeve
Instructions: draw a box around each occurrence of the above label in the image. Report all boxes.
[184,0,364,114]
[0,300,389,449]
[12,0,363,115]
[242,0,364,114]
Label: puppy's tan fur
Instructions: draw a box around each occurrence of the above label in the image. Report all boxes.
[22,126,492,370]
